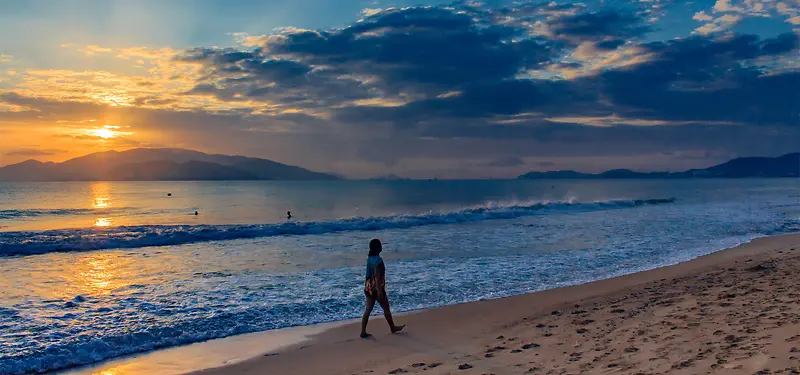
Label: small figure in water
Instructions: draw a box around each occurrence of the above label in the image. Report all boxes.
[167,193,172,197]
[194,211,198,216]
[361,238,405,338]
[287,211,292,220]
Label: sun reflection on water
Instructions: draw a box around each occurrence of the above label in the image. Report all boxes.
[94,217,114,227]
[65,253,133,297]
[91,182,112,209]
[93,198,110,209]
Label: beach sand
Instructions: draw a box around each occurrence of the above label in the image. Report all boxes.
[193,233,800,375]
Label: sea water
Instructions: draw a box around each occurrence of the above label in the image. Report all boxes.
[0,179,798,374]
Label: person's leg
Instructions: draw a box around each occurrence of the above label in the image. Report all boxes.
[377,292,405,333]
[361,293,377,338]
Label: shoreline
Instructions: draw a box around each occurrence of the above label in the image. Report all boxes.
[188,233,800,375]
[58,233,800,375]
[58,321,350,375]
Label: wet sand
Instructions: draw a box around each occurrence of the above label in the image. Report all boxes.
[193,234,800,375]
[61,321,348,375]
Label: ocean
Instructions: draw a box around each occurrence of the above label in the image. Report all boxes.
[1,179,798,374]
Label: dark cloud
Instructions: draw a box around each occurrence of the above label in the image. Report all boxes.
[335,30,799,131]
[174,47,255,64]
[178,47,370,106]
[486,156,526,167]
[594,39,626,50]
[596,33,800,125]
[333,78,604,127]
[263,6,554,93]
[545,10,651,43]
[133,97,176,106]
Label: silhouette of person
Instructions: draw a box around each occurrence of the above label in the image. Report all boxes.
[194,211,198,216]
[361,239,405,338]
[287,211,292,220]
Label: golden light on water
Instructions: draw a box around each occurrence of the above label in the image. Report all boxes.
[91,183,115,227]
[94,217,114,227]
[91,182,112,209]
[93,198,110,209]
[81,257,113,291]
[65,253,134,297]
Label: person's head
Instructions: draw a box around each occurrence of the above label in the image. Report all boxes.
[368,239,382,256]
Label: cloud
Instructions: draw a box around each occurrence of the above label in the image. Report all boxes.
[542,10,651,43]
[693,11,714,22]
[360,8,382,17]
[4,148,67,157]
[777,2,799,16]
[596,33,800,125]
[713,0,744,13]
[263,7,554,92]
[1,1,798,177]
[694,14,743,35]
[79,45,114,56]
[485,156,526,167]
[708,0,798,19]
[176,47,371,108]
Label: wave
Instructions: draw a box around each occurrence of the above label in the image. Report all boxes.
[0,197,676,256]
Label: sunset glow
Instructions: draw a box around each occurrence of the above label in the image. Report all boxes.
[0,0,797,177]
[89,125,129,140]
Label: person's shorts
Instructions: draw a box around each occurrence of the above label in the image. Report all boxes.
[364,279,385,298]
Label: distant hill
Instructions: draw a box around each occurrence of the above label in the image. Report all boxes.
[519,153,799,179]
[0,148,339,181]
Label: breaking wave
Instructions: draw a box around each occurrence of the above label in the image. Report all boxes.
[0,198,676,256]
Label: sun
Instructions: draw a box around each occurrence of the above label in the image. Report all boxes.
[89,125,128,139]
[93,128,116,139]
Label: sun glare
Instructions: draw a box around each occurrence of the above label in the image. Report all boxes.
[88,125,129,139]
[93,128,116,139]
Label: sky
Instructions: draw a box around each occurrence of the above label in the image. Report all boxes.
[0,0,797,178]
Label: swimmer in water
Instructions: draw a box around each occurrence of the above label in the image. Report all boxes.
[287,211,292,219]
[194,211,198,216]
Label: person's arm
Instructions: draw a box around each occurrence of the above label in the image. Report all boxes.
[376,261,386,295]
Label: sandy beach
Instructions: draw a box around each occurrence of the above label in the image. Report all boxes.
[191,233,800,375]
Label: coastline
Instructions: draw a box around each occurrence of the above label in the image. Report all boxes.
[58,321,350,375]
[188,233,800,375]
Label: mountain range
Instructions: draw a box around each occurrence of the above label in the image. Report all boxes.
[0,148,338,181]
[519,153,799,179]
[1,149,796,182]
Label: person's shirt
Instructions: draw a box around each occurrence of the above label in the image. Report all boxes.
[365,255,384,280]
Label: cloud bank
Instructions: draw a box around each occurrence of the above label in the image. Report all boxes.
[0,0,798,178]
